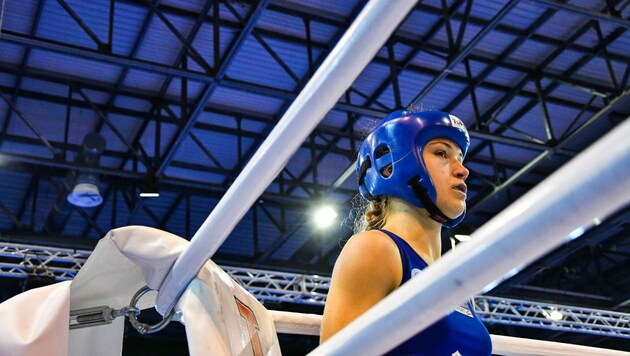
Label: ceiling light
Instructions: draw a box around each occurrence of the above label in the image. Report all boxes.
[314,205,337,229]
[139,176,160,198]
[67,133,105,208]
[67,180,103,208]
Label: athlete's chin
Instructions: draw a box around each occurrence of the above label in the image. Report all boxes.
[441,202,466,219]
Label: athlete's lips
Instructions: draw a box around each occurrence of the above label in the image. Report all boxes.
[452,183,467,194]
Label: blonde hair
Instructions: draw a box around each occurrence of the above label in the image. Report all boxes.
[353,195,390,233]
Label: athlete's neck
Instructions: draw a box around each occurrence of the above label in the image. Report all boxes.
[382,198,442,264]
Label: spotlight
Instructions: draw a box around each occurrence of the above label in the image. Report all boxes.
[314,205,337,229]
[67,133,106,208]
[547,309,563,321]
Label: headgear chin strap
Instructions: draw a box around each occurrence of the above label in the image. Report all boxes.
[408,177,454,225]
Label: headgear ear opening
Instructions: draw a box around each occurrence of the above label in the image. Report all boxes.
[356,110,470,227]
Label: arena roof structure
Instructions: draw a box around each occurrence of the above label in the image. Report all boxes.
[0,0,629,353]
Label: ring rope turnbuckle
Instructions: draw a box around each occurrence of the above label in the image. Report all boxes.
[69,286,174,334]
[70,305,140,330]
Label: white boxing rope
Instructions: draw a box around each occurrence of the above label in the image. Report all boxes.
[269,312,628,355]
[156,0,418,315]
[311,116,630,356]
[269,310,322,336]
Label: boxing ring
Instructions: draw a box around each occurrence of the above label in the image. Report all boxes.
[1,0,630,354]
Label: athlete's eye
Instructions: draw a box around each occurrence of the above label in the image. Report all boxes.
[435,150,448,159]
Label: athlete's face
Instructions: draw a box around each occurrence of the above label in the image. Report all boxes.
[422,138,469,219]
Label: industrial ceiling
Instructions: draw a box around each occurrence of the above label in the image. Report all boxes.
[0,0,629,353]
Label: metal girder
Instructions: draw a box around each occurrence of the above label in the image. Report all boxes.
[155,0,270,177]
[2,240,630,339]
[361,0,468,114]
[0,242,90,280]
[0,90,57,156]
[72,204,106,237]
[231,1,372,262]
[413,2,627,61]
[92,0,160,134]
[476,296,630,339]
[157,193,185,230]
[474,14,625,145]
[142,0,213,74]
[6,1,624,108]
[535,77,555,142]
[443,6,559,118]
[0,81,359,157]
[0,68,590,158]
[470,90,630,212]
[0,202,24,230]
[468,130,574,155]
[0,151,315,209]
[0,151,142,179]
[283,132,350,196]
[55,0,108,50]
[531,0,630,29]
[75,87,152,168]
[223,0,301,86]
[2,73,581,158]
[225,265,330,305]
[15,176,39,230]
[1,30,619,119]
[122,0,216,178]
[0,0,46,139]
[0,31,214,82]
[0,140,353,197]
[408,0,521,106]
[221,0,369,192]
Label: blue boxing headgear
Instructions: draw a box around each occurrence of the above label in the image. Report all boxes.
[356,110,470,227]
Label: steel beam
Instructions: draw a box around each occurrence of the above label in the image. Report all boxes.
[470,90,630,212]
[117,0,216,175]
[55,0,107,50]
[155,0,270,177]
[0,90,57,156]
[531,0,630,28]
[408,0,520,106]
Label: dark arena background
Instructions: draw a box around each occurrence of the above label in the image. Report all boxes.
[0,0,629,354]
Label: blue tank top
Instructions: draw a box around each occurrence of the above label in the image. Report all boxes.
[381,229,492,356]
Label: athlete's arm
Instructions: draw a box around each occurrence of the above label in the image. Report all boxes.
[320,230,402,343]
